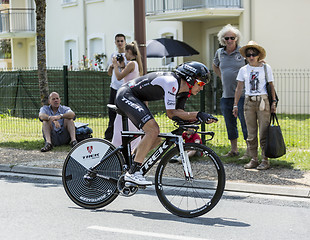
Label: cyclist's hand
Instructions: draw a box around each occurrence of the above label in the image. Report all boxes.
[196,112,218,124]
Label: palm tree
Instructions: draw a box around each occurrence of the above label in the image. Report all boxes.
[35,0,49,105]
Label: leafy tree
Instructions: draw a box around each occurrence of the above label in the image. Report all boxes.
[35,0,49,105]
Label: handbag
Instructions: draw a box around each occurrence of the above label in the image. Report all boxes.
[265,113,286,158]
[264,64,279,107]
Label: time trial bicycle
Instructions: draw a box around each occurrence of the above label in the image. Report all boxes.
[62,105,225,218]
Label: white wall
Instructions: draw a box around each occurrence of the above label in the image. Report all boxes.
[46,0,135,68]
[242,0,310,69]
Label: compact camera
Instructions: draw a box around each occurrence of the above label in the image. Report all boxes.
[116,53,124,62]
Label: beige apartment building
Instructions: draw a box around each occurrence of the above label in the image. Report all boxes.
[0,0,309,113]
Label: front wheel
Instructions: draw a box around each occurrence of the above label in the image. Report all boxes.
[62,138,124,209]
[155,143,225,218]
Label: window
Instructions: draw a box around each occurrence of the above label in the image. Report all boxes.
[88,36,106,70]
[62,0,78,7]
[89,38,103,60]
[161,34,175,67]
[0,0,10,4]
[63,0,76,3]
[0,39,11,59]
[64,40,77,69]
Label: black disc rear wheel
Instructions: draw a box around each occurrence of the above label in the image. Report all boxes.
[62,138,123,209]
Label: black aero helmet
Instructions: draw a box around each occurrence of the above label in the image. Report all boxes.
[175,61,210,86]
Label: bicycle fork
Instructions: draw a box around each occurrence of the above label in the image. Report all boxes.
[177,136,194,180]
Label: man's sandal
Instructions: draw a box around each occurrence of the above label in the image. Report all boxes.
[70,140,78,148]
[41,142,53,152]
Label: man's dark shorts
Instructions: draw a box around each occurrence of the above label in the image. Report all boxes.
[43,127,71,146]
[115,85,154,129]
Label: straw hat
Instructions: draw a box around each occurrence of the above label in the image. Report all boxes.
[239,40,266,60]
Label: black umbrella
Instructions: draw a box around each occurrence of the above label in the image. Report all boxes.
[146,38,199,58]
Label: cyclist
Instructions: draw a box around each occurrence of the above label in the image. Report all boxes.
[115,61,218,185]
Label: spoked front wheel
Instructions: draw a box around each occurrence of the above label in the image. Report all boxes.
[155,143,225,218]
[62,138,124,209]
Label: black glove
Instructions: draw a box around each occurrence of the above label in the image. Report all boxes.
[196,112,218,123]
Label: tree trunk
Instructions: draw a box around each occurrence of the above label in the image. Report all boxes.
[35,0,49,106]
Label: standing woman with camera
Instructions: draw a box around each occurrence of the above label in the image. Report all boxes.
[112,41,143,148]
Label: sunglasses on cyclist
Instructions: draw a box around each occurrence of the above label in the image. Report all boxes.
[224,37,236,41]
[246,53,259,57]
[195,79,206,87]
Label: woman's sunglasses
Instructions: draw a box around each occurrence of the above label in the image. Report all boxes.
[246,53,259,57]
[224,37,236,41]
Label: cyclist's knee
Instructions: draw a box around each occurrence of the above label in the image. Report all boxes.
[143,120,160,137]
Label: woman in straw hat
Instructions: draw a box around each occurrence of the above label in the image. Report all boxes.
[233,41,277,170]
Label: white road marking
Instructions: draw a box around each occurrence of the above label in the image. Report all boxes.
[88,226,210,240]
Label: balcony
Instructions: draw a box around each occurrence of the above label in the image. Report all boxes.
[0,8,36,38]
[146,0,243,21]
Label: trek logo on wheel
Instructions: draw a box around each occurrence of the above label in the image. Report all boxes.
[82,145,99,160]
[87,146,93,154]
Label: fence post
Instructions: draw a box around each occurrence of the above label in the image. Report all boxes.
[200,88,206,144]
[63,65,69,106]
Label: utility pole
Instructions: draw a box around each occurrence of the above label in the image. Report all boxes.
[134,0,147,74]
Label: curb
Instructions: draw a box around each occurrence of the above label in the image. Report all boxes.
[0,164,62,177]
[0,164,309,199]
[225,181,310,198]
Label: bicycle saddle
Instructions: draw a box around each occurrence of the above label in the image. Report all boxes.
[107,104,126,116]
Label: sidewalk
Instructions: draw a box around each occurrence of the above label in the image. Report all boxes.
[0,147,309,198]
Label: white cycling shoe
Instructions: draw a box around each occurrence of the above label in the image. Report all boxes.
[124,171,152,186]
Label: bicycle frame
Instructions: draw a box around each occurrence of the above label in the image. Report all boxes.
[88,114,215,181]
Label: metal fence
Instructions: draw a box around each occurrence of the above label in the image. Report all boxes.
[0,67,309,149]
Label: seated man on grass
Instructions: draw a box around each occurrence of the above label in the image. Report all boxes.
[39,92,77,152]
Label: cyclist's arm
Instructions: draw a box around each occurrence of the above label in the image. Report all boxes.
[166,109,198,121]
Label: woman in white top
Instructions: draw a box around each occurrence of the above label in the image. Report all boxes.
[233,41,277,170]
[112,41,143,149]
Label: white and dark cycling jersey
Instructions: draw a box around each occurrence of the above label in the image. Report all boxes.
[115,72,188,129]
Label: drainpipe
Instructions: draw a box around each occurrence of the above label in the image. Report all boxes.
[82,0,87,58]
[249,0,252,39]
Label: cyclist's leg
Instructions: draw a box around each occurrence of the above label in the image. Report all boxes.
[124,120,160,185]
[134,119,161,164]
[115,86,159,185]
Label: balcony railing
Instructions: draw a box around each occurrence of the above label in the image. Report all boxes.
[0,8,35,33]
[146,0,242,15]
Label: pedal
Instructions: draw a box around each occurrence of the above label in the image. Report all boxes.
[125,181,148,189]
[125,182,138,188]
